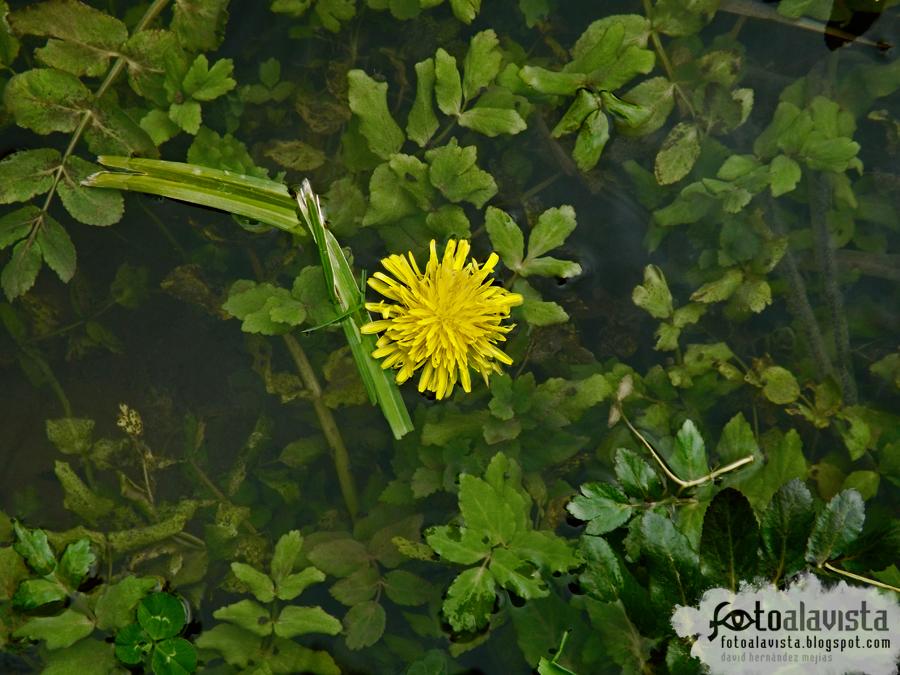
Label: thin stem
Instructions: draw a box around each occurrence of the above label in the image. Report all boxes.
[641,0,696,118]
[188,457,259,536]
[823,562,900,594]
[620,407,755,489]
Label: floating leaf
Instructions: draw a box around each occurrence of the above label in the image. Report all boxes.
[137,592,186,641]
[13,608,94,650]
[274,605,342,639]
[761,366,800,405]
[4,68,91,134]
[57,538,95,588]
[264,140,325,171]
[699,488,758,589]
[231,562,275,603]
[567,482,633,535]
[434,48,462,116]
[457,107,527,136]
[462,29,502,100]
[655,122,701,185]
[95,576,160,631]
[151,637,197,675]
[347,70,405,159]
[573,109,610,171]
[342,601,386,649]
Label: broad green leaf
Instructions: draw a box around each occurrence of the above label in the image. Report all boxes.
[58,539,94,588]
[0,0,20,67]
[761,479,814,580]
[4,68,91,134]
[425,139,497,207]
[137,592,187,640]
[114,622,149,664]
[194,624,261,668]
[528,205,576,259]
[521,296,569,326]
[769,154,802,196]
[168,101,202,135]
[0,547,29,601]
[519,66,587,96]
[231,562,275,603]
[518,256,582,279]
[426,525,491,565]
[382,570,432,606]
[329,565,379,606]
[639,511,699,607]
[13,578,67,609]
[842,470,879,501]
[35,214,77,282]
[42,639,117,675]
[739,429,808,511]
[509,530,579,573]
[690,268,743,304]
[275,605,342,639]
[264,139,326,171]
[568,482,633,535]
[715,412,760,464]
[342,600,386,649]
[347,69,405,159]
[449,0,481,23]
[632,264,673,319]
[670,419,708,481]
[490,548,547,598]
[54,460,115,523]
[151,637,197,675]
[271,530,303,582]
[182,55,236,101]
[595,44,655,90]
[0,148,61,204]
[0,206,39,251]
[95,576,160,631]
[552,89,600,137]
[222,280,306,335]
[12,521,55,575]
[655,122,701,185]
[107,501,197,553]
[58,156,124,227]
[434,48,462,116]
[618,77,675,137]
[171,0,229,51]
[573,110,610,171]
[407,58,439,147]
[578,536,623,602]
[457,107,527,136]
[585,599,656,675]
[85,98,157,156]
[442,566,496,632]
[699,488,758,590]
[10,0,126,49]
[314,0,356,32]
[459,474,520,545]
[13,608,94,649]
[614,448,663,500]
[214,599,272,637]
[805,489,865,565]
[307,538,370,577]
[485,206,524,270]
[462,29,502,100]
[426,203,471,238]
[46,418,93,455]
[761,366,800,405]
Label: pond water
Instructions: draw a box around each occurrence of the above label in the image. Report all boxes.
[0,1,898,673]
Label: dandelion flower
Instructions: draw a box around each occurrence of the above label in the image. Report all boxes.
[362,239,524,400]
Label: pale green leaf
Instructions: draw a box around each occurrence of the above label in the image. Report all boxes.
[632,264,673,319]
[58,156,124,227]
[4,68,90,134]
[434,48,462,116]
[347,69,405,159]
[425,139,497,206]
[528,205,576,259]
[407,58,439,147]
[457,107,527,136]
[0,148,61,204]
[274,605,342,638]
[182,55,236,101]
[655,122,701,185]
[462,29,502,100]
[442,566,496,632]
[213,599,272,637]
[13,608,94,650]
[231,562,275,603]
[484,206,524,270]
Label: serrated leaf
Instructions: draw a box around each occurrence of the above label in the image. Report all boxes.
[231,562,275,603]
[58,156,124,227]
[140,109,181,146]
[462,29,502,100]
[485,206,524,270]
[760,366,800,405]
[761,479,814,580]
[490,548,547,598]
[0,206,39,251]
[182,55,236,101]
[13,578,67,609]
[699,488,758,590]
[223,280,306,335]
[426,525,491,565]
[214,599,272,636]
[639,511,699,606]
[275,605,342,639]
[172,0,228,51]
[655,122,701,185]
[618,77,675,137]
[769,154,801,196]
[329,565,379,606]
[0,149,61,204]
[586,599,656,674]
[614,448,663,500]
[805,489,865,565]
[12,521,56,575]
[307,538,370,577]
[578,536,624,602]
[13,608,94,650]
[443,566,496,632]
[382,570,432,606]
[4,68,91,135]
[434,48,462,116]
[10,0,127,50]
[449,0,481,23]
[459,474,520,545]
[95,576,159,631]
[690,268,743,304]
[168,100,202,135]
[86,98,157,156]
[407,58,439,147]
[632,264,673,319]
[457,107,527,136]
[2,240,42,301]
[34,216,76,283]
[528,205,576,259]
[670,419,708,481]
[278,566,326,601]
[271,530,302,582]
[343,600,385,649]
[347,69,405,159]
[58,539,94,588]
[568,482,634,535]
[425,138,497,207]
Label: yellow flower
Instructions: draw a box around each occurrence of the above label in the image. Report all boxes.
[361,239,523,400]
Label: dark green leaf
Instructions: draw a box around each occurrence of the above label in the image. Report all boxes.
[35,215,75,283]
[347,69,405,159]
[761,479,814,580]
[151,637,197,675]
[58,538,95,588]
[13,521,56,575]
[171,0,229,51]
[2,239,42,300]
[699,488,758,590]
[115,622,150,665]
[13,578,67,609]
[274,605,342,639]
[137,592,187,641]
[342,600,386,649]
[0,149,61,204]
[639,511,699,606]
[0,206,39,251]
[329,565,379,606]
[567,482,633,535]
[95,576,160,631]
[805,489,865,565]
[13,608,94,650]
[382,570,432,606]
[307,538,370,577]
[614,448,663,500]
[573,110,609,171]
[4,68,90,134]
[670,419,708,481]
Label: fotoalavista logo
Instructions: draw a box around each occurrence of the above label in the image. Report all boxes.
[707,598,889,640]
[672,575,900,675]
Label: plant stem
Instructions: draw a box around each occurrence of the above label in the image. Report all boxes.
[823,562,900,594]
[641,0,696,118]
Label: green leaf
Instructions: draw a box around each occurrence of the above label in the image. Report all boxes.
[271,530,302,582]
[10,0,126,48]
[443,566,496,632]
[761,479,814,580]
[264,139,326,171]
[58,538,95,588]
[46,418,94,455]
[521,296,569,326]
[639,511,699,607]
[518,256,582,279]
[42,639,116,675]
[342,600,386,649]
[278,566,326,601]
[528,205,576,259]
[485,206,524,270]
[12,521,56,575]
[715,412,760,464]
[54,460,115,524]
[0,0,20,67]
[761,366,800,405]
[223,280,306,335]
[171,0,229,51]
[769,154,802,197]
[0,206,39,251]
[426,525,491,565]
[4,68,91,134]
[459,474,520,545]
[57,156,125,227]
[168,101,202,135]
[275,605,342,639]
[213,599,272,637]
[699,488,758,590]
[347,69,405,159]
[34,216,76,284]
[425,138,497,207]
[114,622,150,665]
[194,624,261,668]
[330,565,379,606]
[0,148,61,204]
[573,110,610,171]
[568,482,634,535]
[519,66,587,96]
[449,0,481,23]
[87,98,157,157]
[182,55,236,101]
[307,538,370,578]
[690,268,743,304]
[585,599,656,675]
[614,448,663,500]
[231,562,275,603]
[655,122,701,185]
[618,77,675,137]
[314,0,356,32]
[632,264,673,319]
[137,592,187,641]
[457,107,527,136]
[842,470,879,501]
[805,489,865,565]
[151,637,197,675]
[670,419,708,481]
[13,578,67,609]
[552,89,600,138]
[434,48,462,115]
[382,570,432,606]
[578,536,624,602]
[95,576,160,631]
[462,29,502,100]
[407,58,439,147]
[14,608,94,650]
[490,548,547,598]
